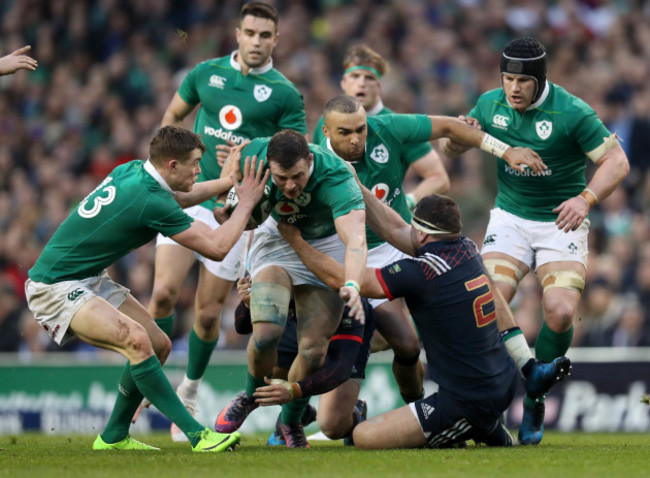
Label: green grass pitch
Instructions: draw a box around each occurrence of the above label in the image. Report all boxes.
[1,432,649,478]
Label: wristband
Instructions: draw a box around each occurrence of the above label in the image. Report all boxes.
[215,200,226,208]
[270,379,302,400]
[405,193,416,211]
[480,134,510,159]
[344,280,360,293]
[580,188,598,207]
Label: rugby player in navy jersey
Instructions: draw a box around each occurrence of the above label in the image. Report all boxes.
[279,189,570,449]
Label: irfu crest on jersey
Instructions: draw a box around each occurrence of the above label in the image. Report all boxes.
[536,120,552,140]
[254,84,272,102]
[370,144,389,164]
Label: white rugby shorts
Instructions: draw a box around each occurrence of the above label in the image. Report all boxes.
[481,208,589,269]
[246,217,345,288]
[25,270,129,345]
[156,204,247,280]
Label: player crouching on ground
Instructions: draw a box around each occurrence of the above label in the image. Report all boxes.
[25,126,268,452]
[279,188,569,449]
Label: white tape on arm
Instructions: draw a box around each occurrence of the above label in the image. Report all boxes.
[480,134,510,159]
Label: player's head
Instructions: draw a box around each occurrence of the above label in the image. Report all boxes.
[149,125,206,192]
[322,95,367,162]
[500,36,547,110]
[267,130,313,199]
[411,194,462,246]
[341,44,388,110]
[236,2,279,69]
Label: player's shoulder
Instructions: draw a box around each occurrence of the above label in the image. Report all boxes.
[547,82,594,115]
[260,67,301,94]
[477,87,505,104]
[191,55,230,71]
[242,137,271,156]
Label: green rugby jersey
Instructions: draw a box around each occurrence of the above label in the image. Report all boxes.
[312,102,432,164]
[241,138,364,239]
[470,82,611,221]
[321,114,432,248]
[179,53,307,209]
[29,161,193,284]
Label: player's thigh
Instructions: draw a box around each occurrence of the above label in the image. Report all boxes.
[318,379,361,433]
[482,251,529,302]
[373,298,419,353]
[151,244,196,296]
[196,265,235,317]
[353,405,424,449]
[118,294,170,357]
[71,296,152,357]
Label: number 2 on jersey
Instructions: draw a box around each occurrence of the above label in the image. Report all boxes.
[465,274,496,327]
[78,177,116,218]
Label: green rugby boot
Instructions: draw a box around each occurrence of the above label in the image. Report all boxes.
[93,434,160,451]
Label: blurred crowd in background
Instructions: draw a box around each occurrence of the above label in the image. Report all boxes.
[2,0,650,359]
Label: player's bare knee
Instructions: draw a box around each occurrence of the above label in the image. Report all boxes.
[151,332,172,363]
[150,283,181,315]
[121,322,154,360]
[195,308,221,336]
[298,338,328,370]
[389,336,420,358]
[251,327,283,353]
[318,416,348,440]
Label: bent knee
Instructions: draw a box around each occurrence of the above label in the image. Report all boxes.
[318,417,349,440]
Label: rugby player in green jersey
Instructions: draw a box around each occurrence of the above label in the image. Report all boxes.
[440,37,629,445]
[25,126,269,452]
[147,2,307,442]
[313,44,450,405]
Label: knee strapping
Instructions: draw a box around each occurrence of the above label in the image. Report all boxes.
[250,282,291,326]
[483,259,523,289]
[541,270,585,293]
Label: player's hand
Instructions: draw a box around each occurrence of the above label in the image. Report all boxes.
[458,115,481,129]
[0,45,38,76]
[553,195,590,232]
[277,220,302,246]
[253,377,296,406]
[219,140,249,178]
[340,285,365,324]
[502,147,547,174]
[237,276,252,307]
[213,202,232,225]
[233,155,269,209]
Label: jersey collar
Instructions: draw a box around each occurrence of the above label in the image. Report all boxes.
[366,98,384,116]
[230,50,274,75]
[144,159,175,195]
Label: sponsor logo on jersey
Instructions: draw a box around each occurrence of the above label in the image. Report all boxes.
[483,234,496,246]
[203,125,248,145]
[504,165,553,177]
[254,84,272,102]
[536,120,552,140]
[275,201,300,215]
[568,242,578,254]
[219,105,243,130]
[492,114,510,129]
[370,144,389,164]
[67,289,85,301]
[209,75,226,89]
[421,402,435,419]
[372,183,390,202]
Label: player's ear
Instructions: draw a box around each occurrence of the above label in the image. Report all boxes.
[167,158,178,171]
[322,124,330,139]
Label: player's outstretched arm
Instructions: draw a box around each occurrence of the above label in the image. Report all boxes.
[171,156,268,260]
[0,46,37,76]
[429,115,547,174]
[360,184,414,256]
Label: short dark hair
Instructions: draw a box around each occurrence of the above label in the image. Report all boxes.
[241,2,278,27]
[149,126,205,166]
[324,94,363,117]
[343,44,389,77]
[412,194,462,240]
[267,130,310,169]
